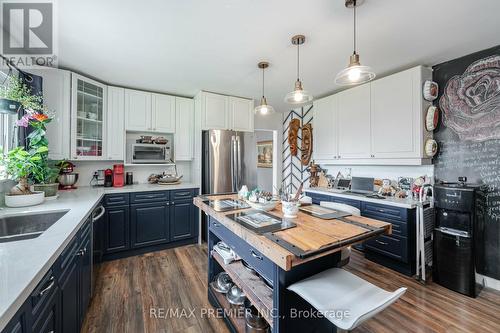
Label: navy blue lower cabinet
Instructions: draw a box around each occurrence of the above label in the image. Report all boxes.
[130,202,170,248]
[59,254,80,333]
[31,287,60,333]
[79,225,92,326]
[104,205,130,253]
[170,199,195,241]
[2,300,29,333]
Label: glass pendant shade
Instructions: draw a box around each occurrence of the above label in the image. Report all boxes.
[284,79,313,105]
[255,62,275,115]
[255,96,275,115]
[335,53,375,85]
[335,0,375,86]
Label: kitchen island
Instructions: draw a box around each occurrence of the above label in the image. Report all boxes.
[194,194,392,333]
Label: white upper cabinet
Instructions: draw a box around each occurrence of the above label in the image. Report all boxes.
[337,84,371,159]
[175,97,194,160]
[71,73,107,160]
[199,91,254,132]
[107,86,125,161]
[311,66,432,165]
[313,95,338,161]
[152,93,176,133]
[28,68,71,160]
[201,92,229,130]
[124,89,152,131]
[371,67,430,159]
[229,97,254,132]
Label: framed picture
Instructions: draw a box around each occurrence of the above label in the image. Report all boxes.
[257,140,273,168]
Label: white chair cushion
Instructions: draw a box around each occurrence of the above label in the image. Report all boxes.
[287,268,406,331]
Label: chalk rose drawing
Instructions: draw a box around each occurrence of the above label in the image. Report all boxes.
[439,55,500,141]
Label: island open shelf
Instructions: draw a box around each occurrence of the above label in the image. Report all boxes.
[211,251,274,328]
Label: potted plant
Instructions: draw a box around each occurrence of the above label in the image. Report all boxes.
[0,146,47,207]
[23,111,60,198]
[0,75,43,114]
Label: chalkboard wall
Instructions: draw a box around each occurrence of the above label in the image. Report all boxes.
[433,45,500,280]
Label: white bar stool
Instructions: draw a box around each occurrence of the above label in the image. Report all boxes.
[288,267,406,332]
[320,201,361,267]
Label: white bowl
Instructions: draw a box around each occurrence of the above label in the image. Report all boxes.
[5,191,45,207]
[246,200,278,212]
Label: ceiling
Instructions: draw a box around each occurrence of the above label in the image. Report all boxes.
[58,0,500,113]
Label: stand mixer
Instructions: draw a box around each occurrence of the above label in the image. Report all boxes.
[57,161,79,190]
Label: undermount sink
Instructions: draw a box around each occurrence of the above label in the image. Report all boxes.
[0,210,69,243]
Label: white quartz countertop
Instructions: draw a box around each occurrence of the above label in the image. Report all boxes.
[304,187,426,209]
[0,182,199,331]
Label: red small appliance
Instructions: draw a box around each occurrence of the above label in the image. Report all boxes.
[104,169,113,187]
[113,164,124,187]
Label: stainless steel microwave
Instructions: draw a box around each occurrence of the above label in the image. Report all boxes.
[131,144,171,164]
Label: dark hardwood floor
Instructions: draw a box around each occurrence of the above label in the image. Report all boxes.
[82,245,500,333]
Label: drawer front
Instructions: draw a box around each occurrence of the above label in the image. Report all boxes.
[171,189,194,201]
[305,192,330,205]
[362,202,407,222]
[30,269,57,320]
[104,193,130,206]
[130,191,169,204]
[365,234,407,262]
[329,196,361,209]
[56,235,80,279]
[209,218,274,283]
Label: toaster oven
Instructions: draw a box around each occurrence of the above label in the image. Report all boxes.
[131,144,171,164]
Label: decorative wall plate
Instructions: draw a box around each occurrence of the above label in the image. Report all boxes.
[425,106,440,131]
[424,139,438,157]
[423,80,439,101]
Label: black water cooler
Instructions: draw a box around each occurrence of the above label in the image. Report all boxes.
[433,181,481,297]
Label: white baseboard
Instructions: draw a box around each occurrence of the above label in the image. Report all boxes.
[476,273,500,291]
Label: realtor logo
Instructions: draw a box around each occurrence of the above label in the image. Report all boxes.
[0,0,57,67]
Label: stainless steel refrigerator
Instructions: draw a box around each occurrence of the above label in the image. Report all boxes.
[202,130,257,195]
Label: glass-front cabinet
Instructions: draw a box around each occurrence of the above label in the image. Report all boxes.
[71,74,107,160]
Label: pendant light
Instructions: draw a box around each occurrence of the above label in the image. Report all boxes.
[284,35,313,105]
[255,61,275,115]
[335,0,376,86]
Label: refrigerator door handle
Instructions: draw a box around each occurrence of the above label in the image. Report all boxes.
[230,136,237,192]
[236,136,242,190]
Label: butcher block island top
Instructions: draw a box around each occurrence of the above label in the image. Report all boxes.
[194,194,392,271]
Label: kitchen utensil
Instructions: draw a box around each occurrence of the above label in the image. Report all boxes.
[158,174,183,183]
[58,173,79,189]
[241,260,258,275]
[104,169,113,187]
[113,164,124,187]
[126,172,134,185]
[154,136,168,144]
[244,299,270,333]
[215,272,233,293]
[226,285,246,306]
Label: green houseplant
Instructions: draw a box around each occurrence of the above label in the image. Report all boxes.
[0,146,47,207]
[0,75,44,114]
